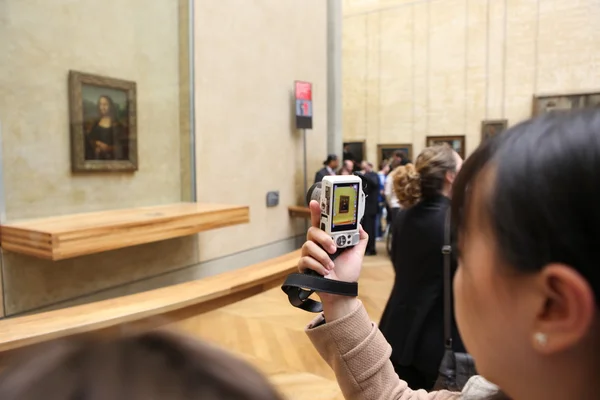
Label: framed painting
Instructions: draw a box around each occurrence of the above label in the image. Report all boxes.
[69,70,138,172]
[481,119,508,142]
[532,91,600,117]
[426,135,466,159]
[343,141,366,165]
[377,144,413,168]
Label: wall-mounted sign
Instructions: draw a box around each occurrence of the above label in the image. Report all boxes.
[295,81,313,130]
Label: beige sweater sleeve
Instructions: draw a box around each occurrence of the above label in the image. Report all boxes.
[305,300,459,400]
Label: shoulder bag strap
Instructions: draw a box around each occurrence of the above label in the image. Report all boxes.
[442,209,453,350]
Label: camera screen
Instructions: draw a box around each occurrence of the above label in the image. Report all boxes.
[331,183,359,232]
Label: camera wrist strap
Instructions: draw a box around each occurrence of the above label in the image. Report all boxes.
[281,247,358,313]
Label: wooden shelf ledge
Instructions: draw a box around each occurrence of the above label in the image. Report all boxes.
[0,250,300,354]
[288,205,311,219]
[0,203,249,261]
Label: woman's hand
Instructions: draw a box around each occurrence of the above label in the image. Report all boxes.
[298,200,368,321]
[95,141,111,152]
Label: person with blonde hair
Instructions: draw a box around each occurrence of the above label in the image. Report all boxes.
[384,159,403,227]
[378,144,465,389]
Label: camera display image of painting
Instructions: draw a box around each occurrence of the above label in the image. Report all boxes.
[532,92,600,116]
[426,136,465,159]
[69,71,138,172]
[332,184,358,227]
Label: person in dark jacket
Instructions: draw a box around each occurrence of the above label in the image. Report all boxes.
[359,161,380,256]
[378,144,464,390]
[393,150,411,166]
[314,154,339,184]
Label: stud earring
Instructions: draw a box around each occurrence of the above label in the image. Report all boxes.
[534,332,548,347]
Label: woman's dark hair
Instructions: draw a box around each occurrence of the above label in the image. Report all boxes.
[452,109,600,305]
[0,330,283,400]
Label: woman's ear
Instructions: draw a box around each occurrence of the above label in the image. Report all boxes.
[532,264,595,354]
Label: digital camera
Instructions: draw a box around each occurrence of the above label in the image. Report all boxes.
[317,175,366,249]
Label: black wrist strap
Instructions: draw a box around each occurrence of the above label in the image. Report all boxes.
[281,247,358,313]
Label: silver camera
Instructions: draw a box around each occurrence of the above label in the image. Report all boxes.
[313,175,366,249]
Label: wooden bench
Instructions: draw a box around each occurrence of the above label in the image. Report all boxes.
[0,250,300,356]
[0,203,249,261]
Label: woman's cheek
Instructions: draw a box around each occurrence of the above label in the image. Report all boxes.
[453,264,479,353]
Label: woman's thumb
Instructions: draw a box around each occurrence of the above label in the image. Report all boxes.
[356,225,369,253]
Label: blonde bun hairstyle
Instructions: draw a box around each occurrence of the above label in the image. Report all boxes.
[393,144,457,208]
[393,164,421,208]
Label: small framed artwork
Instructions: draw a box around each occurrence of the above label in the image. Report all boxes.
[69,70,138,172]
[377,144,413,167]
[426,136,466,159]
[481,119,508,142]
[532,91,600,117]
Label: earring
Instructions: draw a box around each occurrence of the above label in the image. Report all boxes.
[534,332,548,347]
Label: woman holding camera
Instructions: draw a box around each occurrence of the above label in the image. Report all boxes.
[299,109,600,400]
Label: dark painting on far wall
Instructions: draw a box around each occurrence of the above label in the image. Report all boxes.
[343,141,366,165]
[426,136,466,159]
[481,119,508,142]
[69,70,138,172]
[377,144,413,168]
[532,91,600,117]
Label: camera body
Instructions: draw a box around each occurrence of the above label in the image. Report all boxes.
[319,175,366,249]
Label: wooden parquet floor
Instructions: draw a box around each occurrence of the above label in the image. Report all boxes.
[170,242,394,400]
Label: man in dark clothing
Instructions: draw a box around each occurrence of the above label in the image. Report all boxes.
[314,154,339,184]
[393,150,411,166]
[359,161,380,256]
[343,145,354,163]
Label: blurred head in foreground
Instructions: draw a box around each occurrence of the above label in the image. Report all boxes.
[0,330,282,400]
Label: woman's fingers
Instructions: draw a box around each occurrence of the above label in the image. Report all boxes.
[301,240,335,271]
[298,255,330,276]
[353,225,369,254]
[300,201,337,275]
[309,200,321,228]
[358,225,368,241]
[307,226,337,254]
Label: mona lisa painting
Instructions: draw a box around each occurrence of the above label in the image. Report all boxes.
[69,71,138,172]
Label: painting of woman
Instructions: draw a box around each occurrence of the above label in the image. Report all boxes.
[84,95,128,160]
[69,70,137,172]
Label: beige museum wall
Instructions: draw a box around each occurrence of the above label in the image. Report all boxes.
[0,0,328,316]
[193,0,328,261]
[0,0,198,315]
[342,0,600,163]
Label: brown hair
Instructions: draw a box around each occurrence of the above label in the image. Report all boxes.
[393,144,457,208]
[0,330,282,400]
